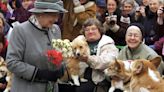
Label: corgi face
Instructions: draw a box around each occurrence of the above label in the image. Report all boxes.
[0,66,8,78]
[0,57,8,78]
[104,59,133,84]
[105,60,121,76]
[71,36,90,57]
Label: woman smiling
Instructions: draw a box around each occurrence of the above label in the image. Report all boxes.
[118,23,164,75]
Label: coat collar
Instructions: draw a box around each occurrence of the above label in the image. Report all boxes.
[98,35,114,48]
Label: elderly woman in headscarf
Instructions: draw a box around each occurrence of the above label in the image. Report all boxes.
[5,0,67,92]
[118,23,164,75]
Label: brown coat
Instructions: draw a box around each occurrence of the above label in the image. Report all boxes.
[62,0,96,41]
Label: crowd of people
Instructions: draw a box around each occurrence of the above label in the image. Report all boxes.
[0,0,164,92]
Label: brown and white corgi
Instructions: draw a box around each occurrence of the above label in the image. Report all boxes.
[104,59,132,92]
[130,56,164,92]
[0,57,12,92]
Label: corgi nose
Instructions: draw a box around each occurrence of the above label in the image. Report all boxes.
[76,53,80,56]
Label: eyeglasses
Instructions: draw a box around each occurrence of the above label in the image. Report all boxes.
[127,33,141,38]
[84,27,98,32]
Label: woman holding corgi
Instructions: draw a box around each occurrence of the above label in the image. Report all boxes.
[75,18,119,92]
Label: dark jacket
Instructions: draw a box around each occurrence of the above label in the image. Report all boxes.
[105,9,129,46]
[144,6,158,45]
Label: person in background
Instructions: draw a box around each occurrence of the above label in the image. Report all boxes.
[103,0,123,46]
[120,0,139,23]
[150,2,164,59]
[157,2,164,25]
[0,12,13,41]
[143,0,160,45]
[0,14,8,59]
[0,13,5,34]
[76,18,119,92]
[0,33,7,59]
[95,0,106,23]
[104,0,135,49]
[0,33,7,92]
[152,36,164,60]
[10,0,33,23]
[118,23,164,75]
[62,0,96,41]
[141,0,149,6]
[0,0,8,17]
[0,12,8,92]
[6,0,67,92]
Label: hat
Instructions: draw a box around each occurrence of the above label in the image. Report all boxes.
[29,0,68,13]
[129,23,145,37]
[95,0,106,8]
[127,23,145,40]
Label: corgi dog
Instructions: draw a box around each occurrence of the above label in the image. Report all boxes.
[104,59,132,92]
[0,57,12,92]
[130,56,164,92]
[60,35,90,86]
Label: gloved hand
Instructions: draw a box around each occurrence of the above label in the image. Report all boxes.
[35,64,65,81]
[73,0,81,6]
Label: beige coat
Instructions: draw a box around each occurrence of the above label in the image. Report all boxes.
[87,35,119,84]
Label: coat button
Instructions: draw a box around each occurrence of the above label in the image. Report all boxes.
[47,43,51,45]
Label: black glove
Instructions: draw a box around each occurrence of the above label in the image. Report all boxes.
[35,65,65,82]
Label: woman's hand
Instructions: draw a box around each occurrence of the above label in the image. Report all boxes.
[77,55,88,62]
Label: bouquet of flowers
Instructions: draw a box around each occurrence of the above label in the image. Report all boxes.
[46,39,73,67]
[52,39,73,58]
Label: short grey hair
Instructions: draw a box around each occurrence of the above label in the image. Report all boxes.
[81,18,105,35]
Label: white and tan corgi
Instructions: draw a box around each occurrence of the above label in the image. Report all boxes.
[60,35,90,86]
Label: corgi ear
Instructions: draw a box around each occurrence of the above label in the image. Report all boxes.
[0,57,4,65]
[133,61,143,74]
[150,56,161,68]
[115,59,121,71]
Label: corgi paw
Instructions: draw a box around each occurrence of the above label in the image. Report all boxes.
[80,78,88,82]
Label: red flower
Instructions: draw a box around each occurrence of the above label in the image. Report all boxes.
[46,50,63,67]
